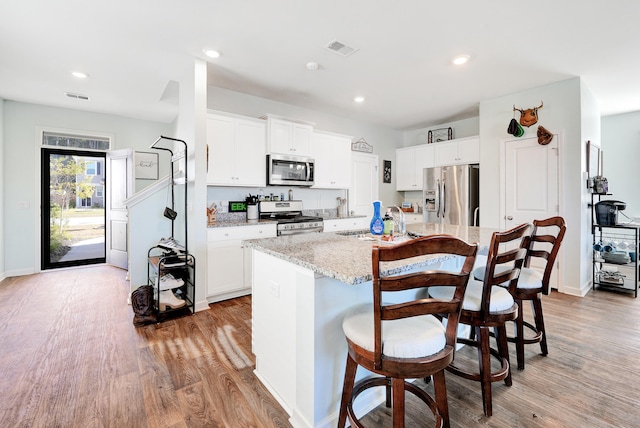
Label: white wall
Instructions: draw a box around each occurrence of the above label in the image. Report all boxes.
[601,110,640,220]
[3,101,171,276]
[479,77,597,296]
[206,86,404,207]
[0,98,5,282]
[402,116,480,147]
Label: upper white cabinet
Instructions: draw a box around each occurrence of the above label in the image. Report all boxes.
[207,112,266,186]
[311,131,352,189]
[264,115,314,157]
[433,136,479,166]
[395,144,434,191]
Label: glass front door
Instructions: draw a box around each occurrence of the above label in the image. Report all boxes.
[41,147,106,269]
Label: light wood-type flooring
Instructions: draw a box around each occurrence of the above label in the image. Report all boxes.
[0,265,639,427]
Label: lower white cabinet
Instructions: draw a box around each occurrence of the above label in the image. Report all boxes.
[323,217,369,233]
[404,213,423,224]
[207,224,276,302]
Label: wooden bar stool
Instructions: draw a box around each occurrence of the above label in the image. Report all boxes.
[428,223,531,417]
[337,235,478,428]
[473,217,566,370]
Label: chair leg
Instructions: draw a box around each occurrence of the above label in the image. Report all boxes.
[392,377,405,428]
[337,353,357,428]
[432,370,450,428]
[477,326,493,417]
[495,324,512,386]
[515,299,526,370]
[532,298,548,355]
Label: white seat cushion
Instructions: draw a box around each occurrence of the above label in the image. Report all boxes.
[473,265,543,290]
[428,279,515,312]
[342,304,446,359]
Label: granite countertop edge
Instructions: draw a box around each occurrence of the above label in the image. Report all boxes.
[244,234,454,286]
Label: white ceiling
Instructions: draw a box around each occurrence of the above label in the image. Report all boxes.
[1,1,639,130]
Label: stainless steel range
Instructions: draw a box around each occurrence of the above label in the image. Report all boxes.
[259,200,324,235]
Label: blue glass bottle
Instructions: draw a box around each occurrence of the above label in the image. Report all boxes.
[370,201,384,235]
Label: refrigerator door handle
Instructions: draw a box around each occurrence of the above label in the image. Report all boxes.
[442,178,446,217]
[436,179,441,218]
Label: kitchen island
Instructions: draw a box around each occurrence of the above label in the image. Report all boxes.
[244,224,497,428]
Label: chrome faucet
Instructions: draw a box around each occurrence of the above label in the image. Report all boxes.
[388,206,406,236]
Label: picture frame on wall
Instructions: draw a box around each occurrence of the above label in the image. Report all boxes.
[134,151,159,180]
[383,160,392,183]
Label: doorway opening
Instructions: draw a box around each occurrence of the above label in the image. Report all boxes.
[41,146,107,269]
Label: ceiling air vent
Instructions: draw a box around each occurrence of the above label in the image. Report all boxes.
[325,39,358,57]
[65,92,90,101]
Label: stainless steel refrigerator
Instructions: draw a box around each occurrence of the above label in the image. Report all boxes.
[423,164,480,226]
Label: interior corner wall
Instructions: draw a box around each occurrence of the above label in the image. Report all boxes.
[0,97,5,281]
[206,86,403,206]
[601,110,640,220]
[479,77,586,296]
[3,102,172,276]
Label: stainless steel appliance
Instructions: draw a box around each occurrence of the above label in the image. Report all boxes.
[423,164,480,226]
[259,200,323,235]
[267,154,315,186]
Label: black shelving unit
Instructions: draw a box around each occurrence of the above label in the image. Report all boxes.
[147,246,195,319]
[146,136,196,320]
[591,193,639,298]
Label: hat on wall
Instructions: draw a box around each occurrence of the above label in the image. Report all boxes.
[507,118,524,137]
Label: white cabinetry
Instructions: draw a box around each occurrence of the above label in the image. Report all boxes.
[323,217,369,233]
[207,224,276,302]
[207,112,266,186]
[396,144,434,191]
[312,131,352,189]
[404,213,423,224]
[433,136,479,166]
[265,116,314,157]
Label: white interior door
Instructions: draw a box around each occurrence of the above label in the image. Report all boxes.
[107,149,132,270]
[350,153,379,216]
[503,134,560,286]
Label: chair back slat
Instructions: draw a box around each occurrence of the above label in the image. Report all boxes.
[480,223,532,315]
[372,235,477,369]
[524,217,566,294]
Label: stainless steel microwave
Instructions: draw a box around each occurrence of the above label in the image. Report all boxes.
[267,154,315,186]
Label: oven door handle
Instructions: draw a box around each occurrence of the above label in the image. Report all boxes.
[278,226,324,236]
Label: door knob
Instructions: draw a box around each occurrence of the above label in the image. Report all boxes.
[506,215,513,220]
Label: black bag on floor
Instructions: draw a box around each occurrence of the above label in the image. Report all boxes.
[131,285,156,327]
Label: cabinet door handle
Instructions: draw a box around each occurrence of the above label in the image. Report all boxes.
[506,215,513,220]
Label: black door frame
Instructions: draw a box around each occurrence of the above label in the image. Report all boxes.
[41,147,106,270]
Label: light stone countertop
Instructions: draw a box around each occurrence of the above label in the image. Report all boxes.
[244,223,499,285]
[207,213,366,228]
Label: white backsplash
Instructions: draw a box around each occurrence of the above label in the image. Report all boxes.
[207,186,348,213]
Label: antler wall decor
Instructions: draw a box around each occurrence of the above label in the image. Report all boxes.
[514,101,543,127]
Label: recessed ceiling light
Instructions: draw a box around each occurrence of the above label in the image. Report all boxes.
[71,71,88,79]
[306,61,319,70]
[354,96,365,103]
[203,49,221,58]
[452,55,470,65]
